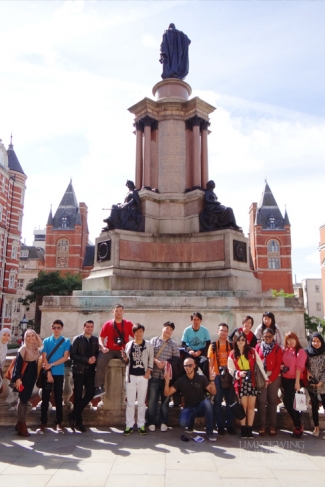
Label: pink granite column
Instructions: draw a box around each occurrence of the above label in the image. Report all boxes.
[201,120,210,188]
[135,121,143,189]
[143,116,155,188]
[191,116,202,188]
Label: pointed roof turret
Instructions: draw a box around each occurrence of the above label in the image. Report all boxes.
[52,180,80,230]
[255,181,285,229]
[7,135,25,175]
[47,205,53,225]
[283,206,290,226]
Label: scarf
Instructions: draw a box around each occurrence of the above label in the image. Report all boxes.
[0,328,11,367]
[305,332,325,358]
[19,329,43,362]
[260,339,275,370]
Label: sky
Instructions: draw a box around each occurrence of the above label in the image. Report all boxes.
[0,0,324,284]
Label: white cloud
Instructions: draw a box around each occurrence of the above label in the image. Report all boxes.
[142,34,160,49]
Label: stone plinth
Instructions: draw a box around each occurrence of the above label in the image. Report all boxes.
[152,79,192,101]
[83,227,260,293]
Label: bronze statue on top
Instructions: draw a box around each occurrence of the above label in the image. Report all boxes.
[159,23,191,80]
[102,180,142,232]
[199,181,242,232]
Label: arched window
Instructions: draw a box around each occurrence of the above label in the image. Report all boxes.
[267,239,280,269]
[267,240,279,252]
[56,238,69,268]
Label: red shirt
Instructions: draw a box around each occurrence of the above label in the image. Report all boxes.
[100,319,134,350]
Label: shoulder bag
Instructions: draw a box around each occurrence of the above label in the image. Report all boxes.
[36,338,65,389]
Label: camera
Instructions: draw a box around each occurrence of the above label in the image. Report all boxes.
[114,337,124,347]
[219,366,227,377]
[244,370,252,382]
[309,376,318,385]
[282,365,289,374]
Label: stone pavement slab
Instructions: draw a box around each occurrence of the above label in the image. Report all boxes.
[0,425,324,487]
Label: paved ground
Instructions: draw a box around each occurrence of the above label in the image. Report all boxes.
[0,425,324,487]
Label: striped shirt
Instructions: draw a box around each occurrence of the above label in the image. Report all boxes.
[150,336,180,379]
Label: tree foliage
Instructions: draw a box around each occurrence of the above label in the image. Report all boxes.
[19,271,82,308]
[304,313,325,336]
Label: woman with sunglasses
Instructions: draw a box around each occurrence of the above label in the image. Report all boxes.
[254,312,284,347]
[228,331,268,438]
[281,331,307,438]
[305,332,325,438]
[12,329,43,436]
[256,328,283,436]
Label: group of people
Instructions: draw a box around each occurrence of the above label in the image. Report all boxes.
[0,307,324,442]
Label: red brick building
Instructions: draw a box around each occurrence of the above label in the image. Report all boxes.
[45,181,94,278]
[0,137,27,334]
[319,223,325,315]
[249,181,293,293]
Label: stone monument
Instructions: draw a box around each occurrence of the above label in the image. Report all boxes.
[41,25,304,344]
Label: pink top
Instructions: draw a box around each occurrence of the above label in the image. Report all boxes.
[282,347,307,379]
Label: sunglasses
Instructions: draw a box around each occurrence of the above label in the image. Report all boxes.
[52,326,62,330]
[184,364,194,368]
[237,338,246,342]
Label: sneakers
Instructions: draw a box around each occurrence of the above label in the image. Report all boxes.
[207,433,217,442]
[217,427,225,435]
[55,424,64,433]
[227,426,237,435]
[312,429,320,437]
[36,424,46,434]
[160,424,168,432]
[185,427,194,433]
[75,424,87,433]
[138,426,147,435]
[148,424,156,432]
[123,427,133,436]
[93,387,106,399]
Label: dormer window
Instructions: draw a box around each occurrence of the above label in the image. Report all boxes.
[267,216,276,229]
[61,216,68,229]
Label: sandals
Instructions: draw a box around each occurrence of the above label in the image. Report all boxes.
[259,428,266,436]
[269,427,276,436]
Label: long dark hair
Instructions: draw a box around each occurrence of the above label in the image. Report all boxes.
[233,331,251,360]
[262,312,276,332]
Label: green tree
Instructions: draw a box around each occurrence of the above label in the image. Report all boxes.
[19,271,82,330]
[304,313,325,339]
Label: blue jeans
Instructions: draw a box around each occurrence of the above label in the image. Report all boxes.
[213,375,234,429]
[147,377,170,426]
[180,398,214,435]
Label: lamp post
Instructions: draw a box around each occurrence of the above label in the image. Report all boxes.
[317,323,324,336]
[20,314,28,343]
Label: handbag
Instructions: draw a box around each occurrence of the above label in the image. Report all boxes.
[230,399,246,420]
[293,391,308,411]
[36,338,65,389]
[4,357,28,381]
[254,362,266,389]
[229,385,246,420]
